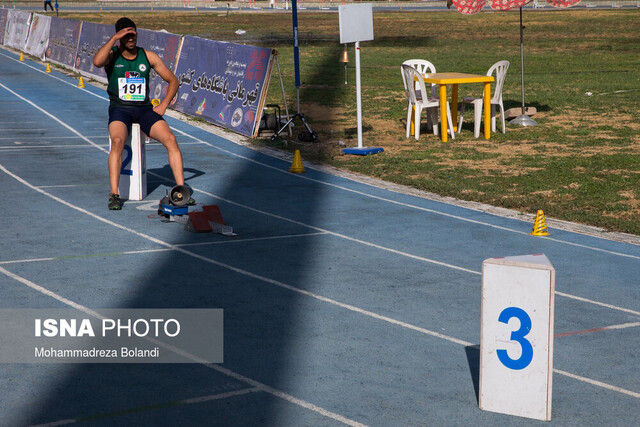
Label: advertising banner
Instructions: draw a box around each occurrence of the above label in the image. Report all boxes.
[75,21,113,81]
[24,14,51,60]
[46,17,82,68]
[136,28,181,103]
[0,9,8,45]
[4,9,31,51]
[173,36,273,137]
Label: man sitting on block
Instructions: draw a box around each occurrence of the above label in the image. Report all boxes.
[93,17,192,210]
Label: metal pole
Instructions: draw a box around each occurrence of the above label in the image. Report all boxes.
[510,7,537,127]
[292,0,301,113]
[355,42,363,148]
[520,7,525,115]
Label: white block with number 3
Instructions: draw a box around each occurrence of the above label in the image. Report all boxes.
[480,254,555,421]
[109,123,147,200]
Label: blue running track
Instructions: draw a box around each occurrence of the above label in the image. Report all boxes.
[0,48,639,426]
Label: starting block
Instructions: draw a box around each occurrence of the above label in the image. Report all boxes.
[185,205,235,236]
[185,211,212,233]
[109,123,147,201]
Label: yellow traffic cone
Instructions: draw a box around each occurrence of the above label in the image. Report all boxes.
[19,52,24,62]
[77,77,85,88]
[289,150,305,173]
[530,210,550,236]
[45,63,51,73]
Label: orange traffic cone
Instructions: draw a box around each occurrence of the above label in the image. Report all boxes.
[19,52,24,62]
[77,77,85,88]
[45,63,51,73]
[530,210,550,236]
[289,150,305,173]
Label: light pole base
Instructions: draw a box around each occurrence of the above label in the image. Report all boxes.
[342,147,384,156]
[510,114,538,127]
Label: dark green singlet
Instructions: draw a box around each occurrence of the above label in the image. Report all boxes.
[106,47,152,108]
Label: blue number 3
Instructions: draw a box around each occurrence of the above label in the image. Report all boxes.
[497,307,533,370]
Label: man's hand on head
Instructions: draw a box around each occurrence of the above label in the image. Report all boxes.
[116,27,137,41]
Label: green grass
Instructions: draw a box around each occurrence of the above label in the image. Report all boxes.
[64,8,640,235]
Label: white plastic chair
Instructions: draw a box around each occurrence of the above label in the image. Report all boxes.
[401,61,433,134]
[458,60,510,138]
[402,64,454,140]
[402,59,438,99]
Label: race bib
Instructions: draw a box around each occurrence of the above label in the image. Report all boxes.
[118,77,146,102]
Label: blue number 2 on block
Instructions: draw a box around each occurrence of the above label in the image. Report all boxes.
[497,307,533,370]
[120,145,133,176]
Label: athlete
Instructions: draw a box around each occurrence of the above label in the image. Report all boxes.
[93,17,190,210]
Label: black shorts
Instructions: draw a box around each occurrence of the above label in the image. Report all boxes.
[108,106,163,136]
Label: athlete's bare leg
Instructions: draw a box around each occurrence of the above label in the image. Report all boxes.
[148,120,185,186]
[107,121,129,195]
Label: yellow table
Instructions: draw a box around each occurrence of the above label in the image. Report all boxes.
[422,73,495,142]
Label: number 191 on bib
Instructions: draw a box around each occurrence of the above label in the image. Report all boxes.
[118,77,146,102]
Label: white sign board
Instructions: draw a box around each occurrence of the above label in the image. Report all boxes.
[338,3,374,44]
[480,254,555,421]
[109,124,147,201]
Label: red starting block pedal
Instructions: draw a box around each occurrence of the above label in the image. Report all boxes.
[203,205,225,224]
[184,206,236,236]
[185,211,212,233]
[203,205,235,236]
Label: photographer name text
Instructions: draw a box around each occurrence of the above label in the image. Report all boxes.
[35,346,160,359]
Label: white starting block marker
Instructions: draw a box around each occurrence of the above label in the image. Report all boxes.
[480,254,555,421]
[109,123,147,201]
[209,221,235,237]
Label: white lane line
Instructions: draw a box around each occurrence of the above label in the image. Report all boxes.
[0,128,49,131]
[554,369,640,399]
[0,250,169,265]
[29,388,262,427]
[0,266,365,427]
[0,136,107,139]
[3,60,636,260]
[37,184,103,189]
[2,164,639,401]
[0,232,329,265]
[0,83,636,316]
[556,291,640,317]
[556,321,640,338]
[0,138,108,142]
[0,51,107,100]
[168,130,640,260]
[0,141,197,146]
[0,147,105,153]
[0,83,106,153]
[178,183,481,276]
[177,387,261,404]
[1,163,473,347]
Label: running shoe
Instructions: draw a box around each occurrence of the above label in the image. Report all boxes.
[108,193,122,210]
